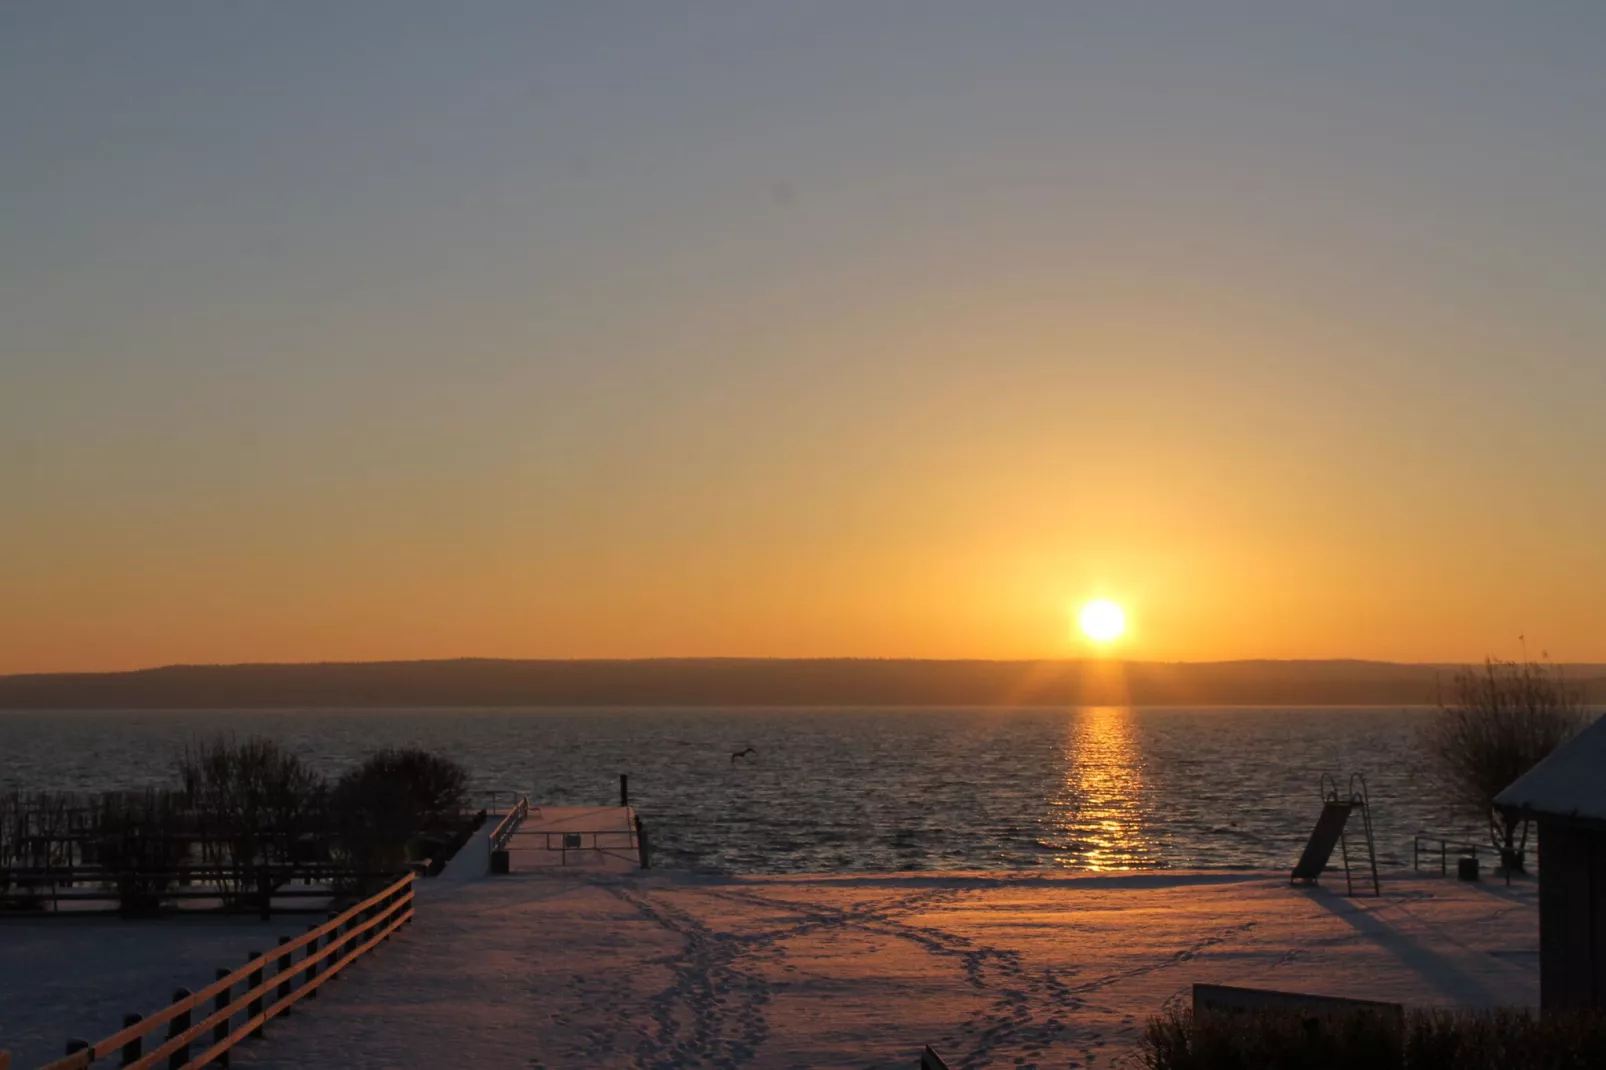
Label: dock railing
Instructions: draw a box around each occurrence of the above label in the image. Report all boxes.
[518,828,640,867]
[463,789,526,815]
[33,873,415,1070]
[486,795,530,874]
[488,796,529,854]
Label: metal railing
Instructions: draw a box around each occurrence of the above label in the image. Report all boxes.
[34,873,415,1070]
[463,789,526,815]
[512,828,640,867]
[1413,834,1527,883]
[487,796,530,855]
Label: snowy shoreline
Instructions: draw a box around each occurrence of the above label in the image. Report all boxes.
[3,861,1540,1070]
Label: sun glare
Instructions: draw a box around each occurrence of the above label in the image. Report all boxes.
[1079,600,1126,643]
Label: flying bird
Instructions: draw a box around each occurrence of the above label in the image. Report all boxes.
[731,746,757,764]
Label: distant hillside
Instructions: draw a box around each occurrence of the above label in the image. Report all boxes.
[4,658,1604,709]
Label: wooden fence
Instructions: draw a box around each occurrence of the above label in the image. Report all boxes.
[32,873,415,1070]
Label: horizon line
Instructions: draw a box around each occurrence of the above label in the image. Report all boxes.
[8,653,1606,681]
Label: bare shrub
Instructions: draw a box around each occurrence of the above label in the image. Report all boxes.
[0,792,82,909]
[1143,1005,1401,1069]
[90,789,190,916]
[1423,657,1585,871]
[176,735,327,904]
[332,749,468,886]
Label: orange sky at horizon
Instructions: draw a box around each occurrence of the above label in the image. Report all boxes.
[6,264,1604,674]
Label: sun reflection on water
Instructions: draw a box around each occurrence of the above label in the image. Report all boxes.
[1050,706,1160,870]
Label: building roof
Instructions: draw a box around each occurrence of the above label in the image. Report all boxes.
[1495,713,1606,822]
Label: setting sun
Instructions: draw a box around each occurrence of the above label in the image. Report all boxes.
[1079,600,1127,643]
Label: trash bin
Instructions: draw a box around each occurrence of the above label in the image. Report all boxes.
[1457,855,1479,881]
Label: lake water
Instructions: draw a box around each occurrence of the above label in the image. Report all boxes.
[0,706,1481,874]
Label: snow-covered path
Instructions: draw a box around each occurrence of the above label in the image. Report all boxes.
[225,867,1538,1070]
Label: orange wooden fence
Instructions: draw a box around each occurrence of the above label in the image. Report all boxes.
[33,873,414,1070]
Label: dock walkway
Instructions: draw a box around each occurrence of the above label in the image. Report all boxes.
[506,805,640,871]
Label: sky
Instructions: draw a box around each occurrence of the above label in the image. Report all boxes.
[3,3,1605,673]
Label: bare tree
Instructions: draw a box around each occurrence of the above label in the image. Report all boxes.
[1424,657,1585,871]
[176,735,327,904]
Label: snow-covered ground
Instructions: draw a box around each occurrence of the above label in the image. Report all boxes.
[210,861,1536,1070]
[0,814,1541,1070]
[0,912,318,1069]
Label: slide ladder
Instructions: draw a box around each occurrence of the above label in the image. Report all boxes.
[1290,773,1380,896]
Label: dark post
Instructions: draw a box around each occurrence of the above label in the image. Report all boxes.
[166,987,192,1069]
[246,951,264,1037]
[636,816,651,870]
[620,773,629,807]
[490,848,510,874]
[212,967,231,1065]
[276,935,294,1011]
[119,1013,143,1066]
[65,1039,90,1059]
[305,922,321,996]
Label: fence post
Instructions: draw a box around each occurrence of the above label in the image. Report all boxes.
[620,773,629,807]
[118,1012,142,1066]
[212,967,231,1066]
[332,910,348,974]
[636,818,651,869]
[246,951,264,1037]
[276,935,294,1011]
[64,1039,90,1060]
[166,988,192,1069]
[305,922,322,996]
